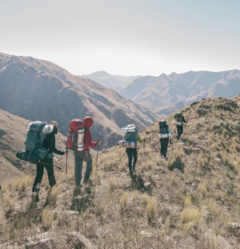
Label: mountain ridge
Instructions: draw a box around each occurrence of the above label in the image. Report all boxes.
[118,69,240,115]
[83,70,140,90]
[0,52,157,149]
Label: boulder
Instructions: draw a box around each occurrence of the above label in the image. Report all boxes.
[153,166,164,171]
[211,125,220,130]
[184,146,205,154]
[222,122,229,128]
[25,238,54,249]
[197,109,207,117]
[196,145,206,152]
[66,231,95,249]
[228,222,240,229]
[214,158,222,163]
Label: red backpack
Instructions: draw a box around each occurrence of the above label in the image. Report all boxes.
[66,119,85,151]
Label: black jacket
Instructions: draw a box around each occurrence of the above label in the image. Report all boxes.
[42,131,63,155]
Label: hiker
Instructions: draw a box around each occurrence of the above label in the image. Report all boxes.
[158,120,171,158]
[174,112,187,139]
[124,125,145,176]
[73,117,100,186]
[32,121,65,193]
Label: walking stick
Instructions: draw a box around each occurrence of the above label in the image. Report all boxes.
[65,147,68,208]
[0,184,5,213]
[94,143,99,195]
[66,148,68,183]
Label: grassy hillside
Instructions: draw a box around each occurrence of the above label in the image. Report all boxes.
[1,96,240,248]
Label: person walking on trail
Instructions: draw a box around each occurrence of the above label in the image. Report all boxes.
[74,117,100,187]
[158,120,171,158]
[32,121,65,193]
[125,125,145,177]
[174,112,187,140]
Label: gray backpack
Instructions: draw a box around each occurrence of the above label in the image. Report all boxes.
[16,121,54,164]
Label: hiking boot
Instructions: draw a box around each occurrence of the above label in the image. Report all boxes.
[132,168,136,173]
[83,178,92,184]
[130,171,133,177]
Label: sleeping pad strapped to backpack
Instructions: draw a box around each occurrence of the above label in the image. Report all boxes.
[117,125,138,148]
[158,121,171,139]
[66,119,85,151]
[16,121,54,164]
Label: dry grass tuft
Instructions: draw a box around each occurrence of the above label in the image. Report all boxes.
[180,207,202,225]
[180,207,203,234]
[6,195,15,212]
[146,198,157,221]
[164,216,170,233]
[48,185,63,205]
[142,193,151,206]
[120,192,129,212]
[42,208,55,227]
[184,195,192,207]
[130,191,139,200]
[108,178,116,191]
[198,184,207,198]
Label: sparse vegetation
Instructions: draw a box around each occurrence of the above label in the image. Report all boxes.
[1,97,240,248]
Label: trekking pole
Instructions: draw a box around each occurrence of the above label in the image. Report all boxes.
[65,147,68,208]
[54,165,62,171]
[0,184,5,213]
[65,148,68,183]
[94,143,100,195]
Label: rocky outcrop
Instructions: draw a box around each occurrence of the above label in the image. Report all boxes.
[197,109,207,117]
[25,238,54,249]
[25,232,95,249]
[66,232,96,249]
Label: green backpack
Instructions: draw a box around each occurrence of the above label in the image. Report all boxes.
[16,121,54,164]
[174,112,183,122]
[124,128,138,147]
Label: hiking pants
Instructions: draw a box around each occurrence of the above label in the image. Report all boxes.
[74,151,92,186]
[160,138,169,157]
[126,148,137,174]
[177,125,183,139]
[32,159,56,192]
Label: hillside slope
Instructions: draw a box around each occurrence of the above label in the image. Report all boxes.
[0,109,74,183]
[0,53,157,149]
[118,70,240,116]
[1,96,240,248]
[82,71,140,90]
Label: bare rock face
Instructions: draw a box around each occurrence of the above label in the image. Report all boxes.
[25,238,54,249]
[197,109,207,117]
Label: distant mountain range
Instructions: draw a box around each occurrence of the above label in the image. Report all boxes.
[83,71,140,90]
[118,70,240,115]
[0,53,157,148]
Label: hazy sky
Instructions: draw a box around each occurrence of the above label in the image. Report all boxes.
[0,0,240,76]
